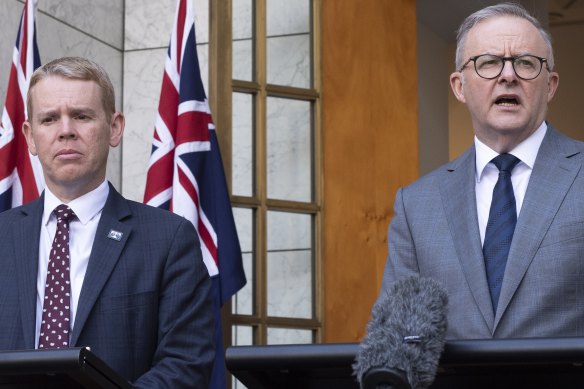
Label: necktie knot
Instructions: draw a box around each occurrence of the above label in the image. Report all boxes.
[491,154,520,174]
[54,204,75,223]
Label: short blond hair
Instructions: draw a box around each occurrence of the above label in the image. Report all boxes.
[27,56,116,118]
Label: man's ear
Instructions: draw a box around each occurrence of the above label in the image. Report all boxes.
[22,121,38,156]
[546,71,559,102]
[450,72,466,103]
[109,112,125,147]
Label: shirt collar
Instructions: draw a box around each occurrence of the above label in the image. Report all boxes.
[475,121,547,182]
[43,181,110,226]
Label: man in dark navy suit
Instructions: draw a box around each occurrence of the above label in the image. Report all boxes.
[0,56,214,388]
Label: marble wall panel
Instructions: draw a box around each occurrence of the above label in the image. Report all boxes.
[125,0,209,50]
[0,1,123,111]
[39,0,124,50]
[122,48,166,201]
[0,1,24,109]
[35,11,123,87]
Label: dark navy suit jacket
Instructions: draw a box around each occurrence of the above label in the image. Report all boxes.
[0,183,214,388]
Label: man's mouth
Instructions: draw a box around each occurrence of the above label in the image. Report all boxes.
[495,96,519,106]
[56,149,81,159]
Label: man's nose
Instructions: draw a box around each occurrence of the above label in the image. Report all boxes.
[59,118,77,139]
[498,59,518,81]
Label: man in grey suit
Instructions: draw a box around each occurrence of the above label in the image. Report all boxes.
[0,57,214,387]
[377,3,584,339]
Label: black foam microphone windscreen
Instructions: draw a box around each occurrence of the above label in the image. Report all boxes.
[353,276,448,389]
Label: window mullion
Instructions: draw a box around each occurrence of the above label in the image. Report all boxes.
[254,0,268,346]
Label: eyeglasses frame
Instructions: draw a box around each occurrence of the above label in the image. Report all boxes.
[458,54,549,80]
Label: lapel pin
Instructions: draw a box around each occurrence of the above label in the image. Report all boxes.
[107,229,123,241]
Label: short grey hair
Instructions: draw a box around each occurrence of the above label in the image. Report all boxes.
[455,2,554,71]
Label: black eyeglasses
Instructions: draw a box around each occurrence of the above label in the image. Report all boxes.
[459,54,549,80]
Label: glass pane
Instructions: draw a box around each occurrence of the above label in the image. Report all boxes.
[232,325,254,346]
[267,0,311,87]
[233,0,253,81]
[267,34,310,88]
[232,208,254,315]
[267,327,313,345]
[233,39,253,81]
[232,92,254,197]
[266,97,312,202]
[267,211,312,319]
[267,0,310,36]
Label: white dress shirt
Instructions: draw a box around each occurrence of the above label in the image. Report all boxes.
[475,121,547,245]
[35,181,109,348]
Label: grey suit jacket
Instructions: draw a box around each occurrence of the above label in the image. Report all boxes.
[0,183,214,387]
[378,125,584,339]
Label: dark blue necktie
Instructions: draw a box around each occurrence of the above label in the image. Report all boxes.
[483,154,520,312]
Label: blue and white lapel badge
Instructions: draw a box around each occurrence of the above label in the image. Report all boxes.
[107,229,123,241]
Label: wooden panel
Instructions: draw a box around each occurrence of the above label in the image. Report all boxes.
[322,0,418,342]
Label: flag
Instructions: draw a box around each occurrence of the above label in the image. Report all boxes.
[143,0,247,387]
[0,0,44,211]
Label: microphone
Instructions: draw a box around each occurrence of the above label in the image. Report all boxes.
[353,276,448,389]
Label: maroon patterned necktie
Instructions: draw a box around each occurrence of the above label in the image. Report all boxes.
[38,204,76,349]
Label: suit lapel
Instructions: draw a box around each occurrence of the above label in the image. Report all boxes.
[495,127,582,327]
[71,186,132,345]
[14,199,43,349]
[440,148,495,331]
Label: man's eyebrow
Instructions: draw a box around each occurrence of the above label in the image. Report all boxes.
[69,107,98,116]
[36,109,58,118]
[69,106,94,112]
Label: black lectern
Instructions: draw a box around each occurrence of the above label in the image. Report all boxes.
[0,347,131,388]
[226,338,584,389]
